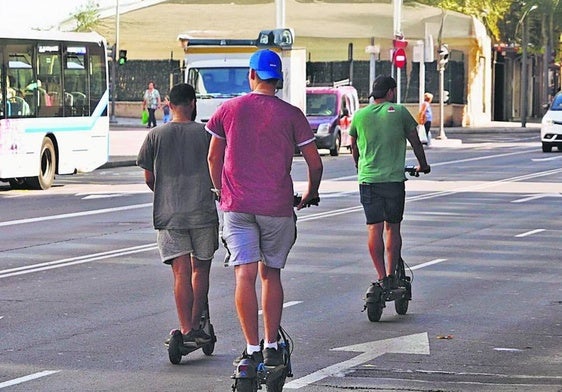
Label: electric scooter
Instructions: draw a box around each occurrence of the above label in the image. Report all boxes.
[166,302,216,364]
[231,327,293,392]
[362,165,429,322]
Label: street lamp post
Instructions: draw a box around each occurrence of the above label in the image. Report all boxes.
[519,5,537,128]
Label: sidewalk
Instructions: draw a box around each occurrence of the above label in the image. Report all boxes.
[103,117,541,169]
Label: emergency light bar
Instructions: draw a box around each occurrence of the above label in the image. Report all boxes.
[178,28,294,50]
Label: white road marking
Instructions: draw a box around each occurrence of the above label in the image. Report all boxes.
[512,193,561,203]
[0,244,157,279]
[0,203,151,227]
[81,193,128,199]
[515,229,545,238]
[284,333,430,389]
[410,258,447,271]
[532,155,562,161]
[0,371,60,389]
[258,301,302,315]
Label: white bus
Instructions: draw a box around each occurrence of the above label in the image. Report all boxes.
[0,30,109,190]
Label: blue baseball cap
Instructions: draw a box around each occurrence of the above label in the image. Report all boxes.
[249,49,283,81]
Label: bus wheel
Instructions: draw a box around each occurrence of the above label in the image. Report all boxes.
[26,137,56,190]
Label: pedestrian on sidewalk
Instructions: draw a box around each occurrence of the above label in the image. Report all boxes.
[162,95,171,123]
[137,83,219,346]
[142,81,161,128]
[417,92,433,146]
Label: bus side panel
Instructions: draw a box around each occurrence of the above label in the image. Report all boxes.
[0,119,37,179]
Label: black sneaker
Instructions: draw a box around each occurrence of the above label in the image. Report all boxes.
[184,328,212,345]
[386,274,399,290]
[233,349,263,367]
[263,347,283,367]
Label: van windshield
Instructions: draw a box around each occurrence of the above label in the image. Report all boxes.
[188,67,250,98]
[306,93,337,116]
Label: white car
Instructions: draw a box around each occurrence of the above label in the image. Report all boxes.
[541,92,562,152]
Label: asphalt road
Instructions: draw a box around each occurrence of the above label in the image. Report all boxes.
[1,128,561,391]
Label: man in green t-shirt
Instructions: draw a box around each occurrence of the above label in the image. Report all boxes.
[349,75,430,292]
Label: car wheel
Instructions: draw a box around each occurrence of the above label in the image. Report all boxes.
[542,142,553,153]
[330,132,341,156]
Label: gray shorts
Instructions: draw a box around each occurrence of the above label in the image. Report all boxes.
[157,226,219,264]
[222,212,296,269]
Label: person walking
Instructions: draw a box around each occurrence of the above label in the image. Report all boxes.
[142,81,161,128]
[349,75,430,292]
[206,49,323,368]
[162,95,171,123]
[417,92,433,146]
[137,83,219,345]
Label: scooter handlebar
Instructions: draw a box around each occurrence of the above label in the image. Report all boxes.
[405,165,431,177]
[293,194,320,208]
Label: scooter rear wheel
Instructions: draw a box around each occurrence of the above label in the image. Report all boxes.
[168,330,183,364]
[202,324,215,356]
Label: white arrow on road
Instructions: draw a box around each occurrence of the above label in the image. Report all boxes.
[284,332,430,389]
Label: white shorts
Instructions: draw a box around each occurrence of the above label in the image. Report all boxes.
[222,212,296,269]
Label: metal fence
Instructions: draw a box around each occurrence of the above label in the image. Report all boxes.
[307,59,465,104]
[111,58,465,105]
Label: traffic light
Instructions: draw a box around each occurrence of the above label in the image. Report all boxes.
[118,49,127,65]
[438,44,449,69]
[107,44,116,62]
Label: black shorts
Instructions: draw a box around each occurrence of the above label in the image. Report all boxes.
[359,182,405,224]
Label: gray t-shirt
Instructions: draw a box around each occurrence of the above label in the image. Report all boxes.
[137,121,218,229]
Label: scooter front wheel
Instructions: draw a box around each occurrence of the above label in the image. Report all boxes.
[234,378,257,392]
[395,298,409,315]
[366,301,384,322]
[266,367,287,392]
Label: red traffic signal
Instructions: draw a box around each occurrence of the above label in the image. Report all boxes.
[393,48,407,69]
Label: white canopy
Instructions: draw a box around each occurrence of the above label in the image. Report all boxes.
[83,0,481,60]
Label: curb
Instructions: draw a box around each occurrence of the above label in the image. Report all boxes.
[100,159,137,169]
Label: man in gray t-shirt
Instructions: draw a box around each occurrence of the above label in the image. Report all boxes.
[137,83,218,346]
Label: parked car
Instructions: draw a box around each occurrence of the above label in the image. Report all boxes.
[305,85,359,156]
[541,92,562,152]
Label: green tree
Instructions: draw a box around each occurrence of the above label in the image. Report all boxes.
[413,0,512,43]
[71,0,101,32]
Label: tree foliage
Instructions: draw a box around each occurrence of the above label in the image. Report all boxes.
[71,0,101,32]
[413,0,512,42]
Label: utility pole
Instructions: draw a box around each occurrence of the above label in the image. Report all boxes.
[437,44,449,139]
[519,4,537,128]
[275,0,285,28]
[110,0,120,124]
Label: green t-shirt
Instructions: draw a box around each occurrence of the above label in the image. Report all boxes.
[349,101,417,183]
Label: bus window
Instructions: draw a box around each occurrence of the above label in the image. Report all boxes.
[64,46,88,116]
[7,47,33,117]
[38,44,62,117]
